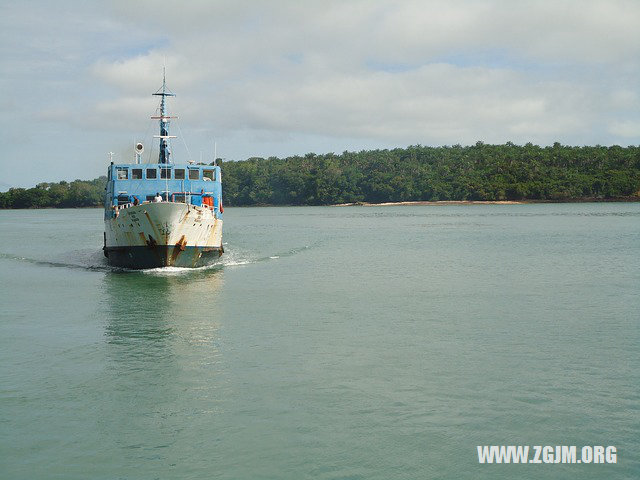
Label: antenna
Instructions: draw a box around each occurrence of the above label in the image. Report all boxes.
[108,152,115,163]
[152,68,176,164]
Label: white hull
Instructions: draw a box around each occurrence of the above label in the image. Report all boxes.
[104,202,223,268]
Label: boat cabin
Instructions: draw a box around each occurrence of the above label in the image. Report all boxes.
[104,162,222,218]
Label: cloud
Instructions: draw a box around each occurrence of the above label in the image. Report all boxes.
[608,121,640,138]
[107,0,640,66]
[1,0,639,187]
[94,0,639,144]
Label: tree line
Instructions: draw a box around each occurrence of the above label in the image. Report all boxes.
[1,142,639,209]
[0,177,105,209]
[221,142,640,205]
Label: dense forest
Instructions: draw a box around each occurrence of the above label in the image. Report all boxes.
[0,177,106,209]
[1,143,639,208]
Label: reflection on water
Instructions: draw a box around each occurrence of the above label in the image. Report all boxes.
[97,267,228,459]
[103,266,224,344]
[101,266,226,382]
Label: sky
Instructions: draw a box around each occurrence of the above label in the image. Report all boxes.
[1,0,639,188]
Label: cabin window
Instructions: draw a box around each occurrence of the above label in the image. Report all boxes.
[132,168,142,179]
[160,168,171,179]
[117,194,130,205]
[116,168,128,180]
[203,169,215,181]
[174,169,185,180]
[189,169,200,180]
[146,168,157,179]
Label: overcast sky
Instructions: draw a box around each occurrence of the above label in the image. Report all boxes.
[1,0,639,188]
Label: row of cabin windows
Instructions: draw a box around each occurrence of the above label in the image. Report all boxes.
[114,167,215,181]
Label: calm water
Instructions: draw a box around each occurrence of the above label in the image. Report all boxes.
[0,204,638,479]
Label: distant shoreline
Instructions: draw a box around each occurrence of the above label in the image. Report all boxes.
[332,197,640,207]
[332,200,524,206]
[1,197,639,210]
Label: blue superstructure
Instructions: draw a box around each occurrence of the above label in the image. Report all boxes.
[104,162,223,218]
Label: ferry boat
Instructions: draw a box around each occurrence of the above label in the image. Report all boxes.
[103,75,223,269]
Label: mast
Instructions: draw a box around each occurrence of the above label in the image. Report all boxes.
[152,68,177,164]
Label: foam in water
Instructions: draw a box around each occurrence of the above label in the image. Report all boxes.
[0,241,315,274]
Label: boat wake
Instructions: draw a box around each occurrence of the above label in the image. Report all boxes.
[0,243,313,274]
[0,250,112,272]
[219,243,312,267]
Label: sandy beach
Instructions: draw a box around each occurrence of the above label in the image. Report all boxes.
[332,200,525,207]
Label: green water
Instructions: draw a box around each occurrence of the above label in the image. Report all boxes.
[1,204,638,479]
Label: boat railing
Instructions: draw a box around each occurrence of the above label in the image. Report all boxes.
[112,192,217,211]
[114,203,134,210]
